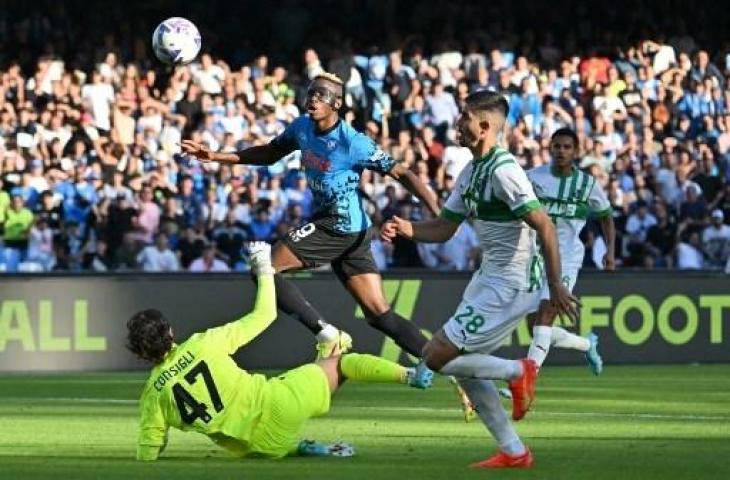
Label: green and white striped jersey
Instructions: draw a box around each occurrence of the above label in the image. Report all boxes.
[527,164,612,271]
[440,146,542,290]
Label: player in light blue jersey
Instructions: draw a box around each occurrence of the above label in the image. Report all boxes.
[181,73,442,372]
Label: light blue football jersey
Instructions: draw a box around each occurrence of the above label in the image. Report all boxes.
[271,115,395,233]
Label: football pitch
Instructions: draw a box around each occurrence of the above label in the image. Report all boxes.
[1,365,728,479]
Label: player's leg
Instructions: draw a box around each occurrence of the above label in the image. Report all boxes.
[526,299,557,368]
[424,280,539,420]
[335,241,474,419]
[342,272,429,358]
[251,354,432,459]
[333,228,430,358]
[315,353,432,392]
[528,272,603,374]
[248,362,338,459]
[424,329,525,379]
[272,225,351,351]
[297,354,433,457]
[550,326,602,375]
[460,378,533,469]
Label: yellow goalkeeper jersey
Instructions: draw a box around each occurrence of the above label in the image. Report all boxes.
[136,275,275,460]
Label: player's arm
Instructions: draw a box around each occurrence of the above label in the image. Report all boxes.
[382,164,469,243]
[180,142,290,166]
[382,215,460,243]
[387,163,440,216]
[353,134,439,216]
[598,214,616,270]
[181,118,299,166]
[493,164,579,321]
[201,249,277,354]
[523,209,580,322]
[136,385,169,461]
[587,180,616,271]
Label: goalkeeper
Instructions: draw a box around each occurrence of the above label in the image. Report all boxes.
[128,242,432,461]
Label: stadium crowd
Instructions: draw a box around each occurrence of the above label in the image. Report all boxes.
[1,0,730,273]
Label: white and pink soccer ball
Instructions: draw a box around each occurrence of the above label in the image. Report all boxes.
[152,17,201,65]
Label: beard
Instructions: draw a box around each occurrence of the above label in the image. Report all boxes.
[457,129,478,148]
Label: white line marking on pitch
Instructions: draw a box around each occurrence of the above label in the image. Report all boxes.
[3,398,729,421]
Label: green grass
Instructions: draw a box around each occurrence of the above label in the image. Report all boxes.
[1,365,729,479]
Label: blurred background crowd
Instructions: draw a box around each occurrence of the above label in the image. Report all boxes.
[1,0,730,273]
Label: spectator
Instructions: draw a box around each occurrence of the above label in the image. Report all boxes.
[425,81,459,142]
[35,190,63,233]
[178,227,207,269]
[249,205,276,242]
[85,239,113,272]
[176,176,203,228]
[646,202,677,268]
[702,209,730,268]
[112,232,140,271]
[625,201,657,242]
[0,4,727,272]
[132,184,161,244]
[26,217,55,271]
[676,228,705,270]
[136,233,180,272]
[436,222,480,271]
[2,195,34,271]
[189,245,230,272]
[678,185,708,226]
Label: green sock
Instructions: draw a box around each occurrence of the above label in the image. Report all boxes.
[340,353,407,384]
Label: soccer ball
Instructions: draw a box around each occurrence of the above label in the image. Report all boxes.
[152,17,201,65]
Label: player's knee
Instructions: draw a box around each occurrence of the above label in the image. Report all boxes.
[363,308,391,328]
[422,340,446,371]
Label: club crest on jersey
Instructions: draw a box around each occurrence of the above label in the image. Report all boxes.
[326,139,337,151]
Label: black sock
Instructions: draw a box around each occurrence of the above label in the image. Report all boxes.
[274,274,325,334]
[366,309,428,358]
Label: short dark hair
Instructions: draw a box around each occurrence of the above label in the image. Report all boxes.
[464,90,509,118]
[126,309,173,364]
[551,127,579,148]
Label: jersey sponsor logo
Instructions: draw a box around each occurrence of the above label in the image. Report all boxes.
[302,150,332,172]
[289,223,316,242]
[544,199,578,217]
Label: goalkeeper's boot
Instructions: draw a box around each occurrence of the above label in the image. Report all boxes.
[585,332,603,376]
[470,448,533,469]
[315,330,353,360]
[406,360,434,389]
[298,440,355,457]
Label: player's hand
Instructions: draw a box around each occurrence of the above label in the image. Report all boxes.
[180,140,215,162]
[248,241,274,275]
[549,283,581,324]
[602,253,616,271]
[380,215,413,242]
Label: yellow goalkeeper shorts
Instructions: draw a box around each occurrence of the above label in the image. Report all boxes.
[248,363,331,458]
